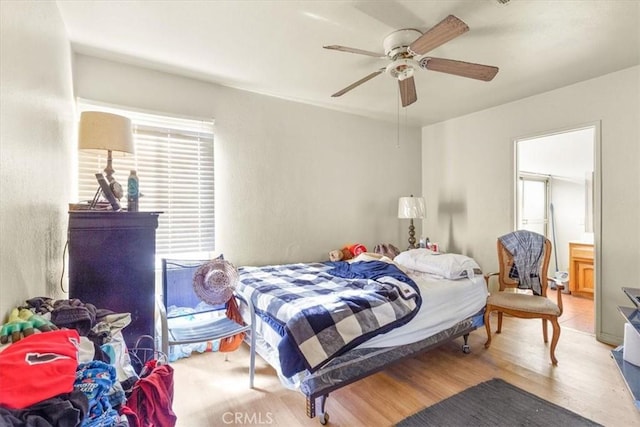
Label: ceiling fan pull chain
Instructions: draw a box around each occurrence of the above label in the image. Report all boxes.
[396,84,400,149]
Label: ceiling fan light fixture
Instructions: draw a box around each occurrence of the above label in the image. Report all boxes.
[387,58,417,79]
[397,70,414,81]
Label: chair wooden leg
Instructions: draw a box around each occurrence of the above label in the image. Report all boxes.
[497,312,503,333]
[550,317,561,365]
[542,318,548,343]
[484,308,492,349]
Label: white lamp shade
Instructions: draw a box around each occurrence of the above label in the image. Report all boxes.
[78,111,134,155]
[398,196,426,219]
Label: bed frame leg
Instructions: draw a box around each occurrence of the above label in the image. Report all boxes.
[306,395,330,425]
[462,333,471,354]
[306,396,315,418]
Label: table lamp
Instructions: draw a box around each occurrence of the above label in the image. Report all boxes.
[398,195,425,249]
[78,111,134,200]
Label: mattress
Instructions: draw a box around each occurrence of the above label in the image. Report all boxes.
[239,265,487,388]
[359,270,488,348]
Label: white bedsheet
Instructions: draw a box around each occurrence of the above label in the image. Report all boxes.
[357,270,488,348]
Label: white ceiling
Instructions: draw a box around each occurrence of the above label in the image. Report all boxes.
[56,0,640,127]
[518,127,594,180]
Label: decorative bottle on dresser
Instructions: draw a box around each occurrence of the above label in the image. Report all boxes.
[127,170,139,212]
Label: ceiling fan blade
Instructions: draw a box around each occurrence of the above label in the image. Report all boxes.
[332,68,386,97]
[398,76,417,107]
[421,57,499,81]
[408,15,469,56]
[323,45,386,58]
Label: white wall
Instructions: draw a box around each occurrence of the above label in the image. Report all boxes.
[73,55,422,267]
[518,127,595,181]
[551,177,589,272]
[0,1,75,317]
[422,65,640,344]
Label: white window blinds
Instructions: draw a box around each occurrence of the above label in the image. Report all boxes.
[77,101,215,257]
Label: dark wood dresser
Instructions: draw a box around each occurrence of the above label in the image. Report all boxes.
[68,211,160,348]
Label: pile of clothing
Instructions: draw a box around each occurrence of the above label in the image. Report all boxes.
[0,297,176,427]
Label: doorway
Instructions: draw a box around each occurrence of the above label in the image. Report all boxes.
[515,125,597,335]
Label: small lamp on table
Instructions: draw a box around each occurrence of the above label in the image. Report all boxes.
[78,111,134,205]
[398,195,425,250]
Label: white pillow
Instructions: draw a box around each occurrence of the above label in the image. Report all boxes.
[394,249,481,280]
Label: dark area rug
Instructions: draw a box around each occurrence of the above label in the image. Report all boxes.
[396,378,602,427]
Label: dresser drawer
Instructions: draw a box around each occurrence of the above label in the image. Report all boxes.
[570,244,594,260]
[569,242,594,299]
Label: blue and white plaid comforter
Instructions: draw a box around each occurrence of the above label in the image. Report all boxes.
[237,261,421,377]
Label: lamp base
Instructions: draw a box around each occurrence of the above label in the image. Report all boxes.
[104,149,115,181]
[105,175,124,200]
[407,219,417,250]
[102,150,125,200]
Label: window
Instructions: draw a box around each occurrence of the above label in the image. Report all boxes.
[77,100,215,257]
[517,174,549,237]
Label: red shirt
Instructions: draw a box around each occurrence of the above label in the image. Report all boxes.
[0,329,79,409]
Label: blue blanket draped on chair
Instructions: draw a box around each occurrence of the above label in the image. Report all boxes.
[499,230,545,295]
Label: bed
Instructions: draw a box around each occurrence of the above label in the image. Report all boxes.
[235,251,488,424]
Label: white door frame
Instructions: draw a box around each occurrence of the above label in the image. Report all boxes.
[513,121,601,337]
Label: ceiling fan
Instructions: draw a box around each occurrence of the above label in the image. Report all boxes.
[324,15,499,107]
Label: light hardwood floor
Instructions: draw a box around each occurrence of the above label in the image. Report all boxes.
[172,315,637,426]
[549,289,595,335]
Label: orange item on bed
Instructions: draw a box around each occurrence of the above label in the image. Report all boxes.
[347,244,367,257]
